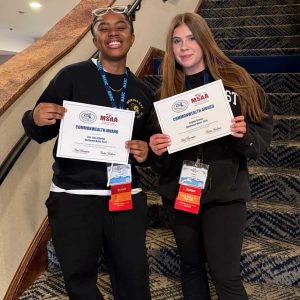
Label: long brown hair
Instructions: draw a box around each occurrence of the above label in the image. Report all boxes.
[160,12,267,122]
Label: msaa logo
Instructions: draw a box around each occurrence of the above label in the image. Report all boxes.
[191,93,208,104]
[100,114,118,122]
[79,111,97,123]
[172,100,189,113]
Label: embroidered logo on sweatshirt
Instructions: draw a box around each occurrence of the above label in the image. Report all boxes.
[126,99,144,119]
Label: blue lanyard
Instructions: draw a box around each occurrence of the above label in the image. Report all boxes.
[185,69,210,90]
[96,60,128,109]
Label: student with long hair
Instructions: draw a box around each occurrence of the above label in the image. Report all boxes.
[149,12,273,300]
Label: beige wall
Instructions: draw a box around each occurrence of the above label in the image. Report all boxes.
[0,0,200,297]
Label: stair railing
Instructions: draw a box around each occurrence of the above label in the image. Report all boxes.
[0,0,143,186]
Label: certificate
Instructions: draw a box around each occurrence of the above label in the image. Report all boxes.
[154,80,234,154]
[57,101,135,164]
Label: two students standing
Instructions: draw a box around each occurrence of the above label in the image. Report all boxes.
[22,7,273,300]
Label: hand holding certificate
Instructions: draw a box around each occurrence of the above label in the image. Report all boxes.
[57,101,135,164]
[154,80,234,154]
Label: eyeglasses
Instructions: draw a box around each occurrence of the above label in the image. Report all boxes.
[92,6,128,17]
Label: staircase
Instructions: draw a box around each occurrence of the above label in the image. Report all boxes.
[19,0,300,299]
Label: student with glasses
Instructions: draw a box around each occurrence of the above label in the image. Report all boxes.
[22,6,152,300]
[148,12,273,300]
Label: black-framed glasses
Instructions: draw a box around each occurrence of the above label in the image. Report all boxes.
[92,6,128,17]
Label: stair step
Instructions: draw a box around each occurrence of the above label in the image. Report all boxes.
[273,115,300,141]
[269,93,300,116]
[224,47,299,56]
[249,140,300,168]
[18,270,183,300]
[202,0,299,9]
[201,4,299,18]
[217,36,300,51]
[241,235,300,286]
[246,198,300,244]
[212,24,300,39]
[147,228,300,286]
[19,269,68,299]
[252,73,300,93]
[18,268,300,299]
[249,166,300,202]
[244,282,300,300]
[147,191,300,244]
[206,14,300,28]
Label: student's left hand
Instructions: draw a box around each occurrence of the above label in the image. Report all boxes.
[125,140,149,163]
[231,115,247,138]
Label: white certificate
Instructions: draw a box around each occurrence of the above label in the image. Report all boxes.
[57,101,135,164]
[154,80,234,154]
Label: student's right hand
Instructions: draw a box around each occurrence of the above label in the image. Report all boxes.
[149,133,171,156]
[33,103,66,126]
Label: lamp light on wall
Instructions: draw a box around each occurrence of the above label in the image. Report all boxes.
[29,1,42,9]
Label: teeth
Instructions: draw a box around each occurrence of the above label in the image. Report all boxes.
[109,41,120,46]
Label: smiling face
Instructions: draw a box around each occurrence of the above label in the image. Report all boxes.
[172,23,205,75]
[92,11,135,65]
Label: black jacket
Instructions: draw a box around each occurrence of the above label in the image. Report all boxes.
[150,71,273,204]
[22,60,154,190]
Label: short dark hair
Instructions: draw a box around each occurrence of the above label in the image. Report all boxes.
[90,13,134,37]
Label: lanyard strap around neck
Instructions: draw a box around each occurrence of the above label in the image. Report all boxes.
[96,60,128,109]
[185,69,210,90]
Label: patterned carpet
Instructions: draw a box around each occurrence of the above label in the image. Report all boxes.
[19,269,300,300]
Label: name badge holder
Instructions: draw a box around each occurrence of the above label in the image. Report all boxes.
[175,160,209,214]
[107,164,133,211]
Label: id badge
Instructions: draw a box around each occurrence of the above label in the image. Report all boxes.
[107,164,132,211]
[107,163,132,186]
[175,160,209,214]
